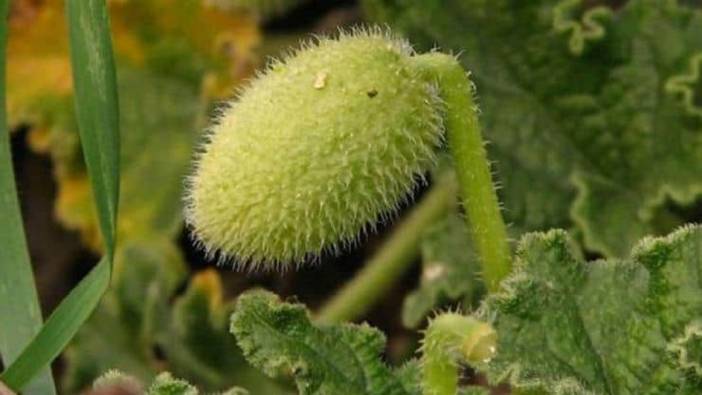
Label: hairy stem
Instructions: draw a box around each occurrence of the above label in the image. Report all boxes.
[421,313,496,395]
[316,172,458,323]
[411,53,511,292]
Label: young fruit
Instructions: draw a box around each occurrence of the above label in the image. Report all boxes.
[185,30,444,268]
[421,313,496,395]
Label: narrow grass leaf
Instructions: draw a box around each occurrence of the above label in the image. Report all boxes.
[0,0,119,390]
[64,0,120,256]
[0,0,57,392]
[0,260,110,390]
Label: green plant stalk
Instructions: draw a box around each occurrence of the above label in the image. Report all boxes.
[316,172,457,323]
[412,53,511,292]
[421,313,496,395]
[0,0,56,392]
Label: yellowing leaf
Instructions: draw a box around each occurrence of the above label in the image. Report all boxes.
[8,0,72,133]
[7,0,261,249]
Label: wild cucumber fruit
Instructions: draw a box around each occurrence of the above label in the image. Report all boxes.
[186,30,444,267]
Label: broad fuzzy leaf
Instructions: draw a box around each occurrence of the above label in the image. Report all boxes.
[365,0,702,256]
[92,370,249,395]
[62,241,286,394]
[476,225,702,394]
[231,290,421,395]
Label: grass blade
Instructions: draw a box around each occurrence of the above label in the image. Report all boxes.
[64,0,120,256]
[0,0,57,392]
[0,0,119,390]
[0,261,110,390]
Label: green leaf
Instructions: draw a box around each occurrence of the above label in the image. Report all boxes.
[1,0,119,390]
[115,68,200,240]
[366,0,702,256]
[393,360,422,394]
[147,372,199,395]
[231,290,421,395]
[65,0,120,255]
[92,370,144,393]
[458,388,490,395]
[476,225,702,394]
[402,210,483,328]
[62,241,286,394]
[0,0,56,392]
[92,370,249,395]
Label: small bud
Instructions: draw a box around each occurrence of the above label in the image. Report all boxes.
[421,312,497,395]
[185,29,444,268]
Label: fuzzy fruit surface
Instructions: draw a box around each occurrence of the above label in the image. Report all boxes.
[187,32,443,266]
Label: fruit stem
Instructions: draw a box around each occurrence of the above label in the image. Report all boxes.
[411,53,512,292]
[316,172,458,323]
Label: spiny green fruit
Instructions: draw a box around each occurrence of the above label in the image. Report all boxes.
[186,30,444,268]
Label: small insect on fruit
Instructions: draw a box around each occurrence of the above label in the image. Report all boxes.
[185,29,445,268]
